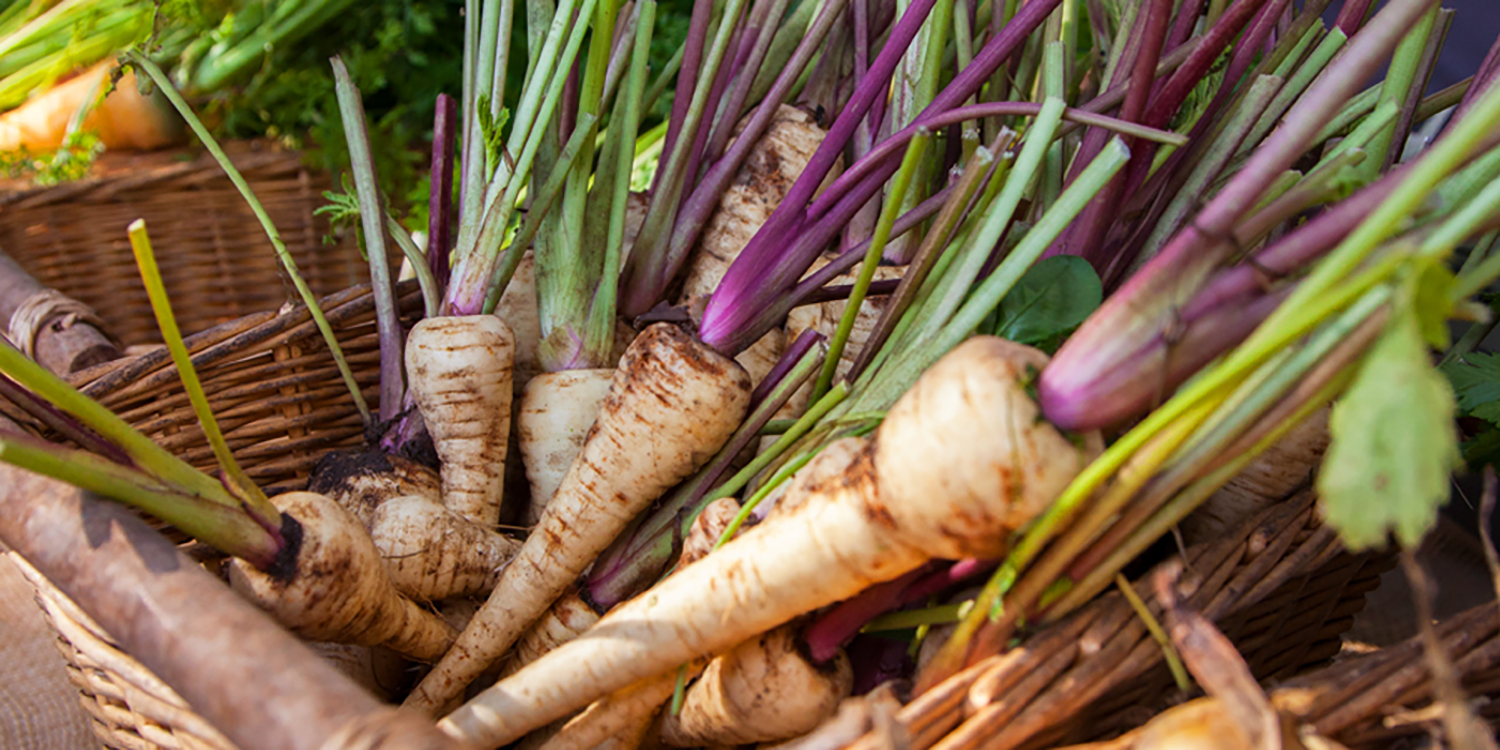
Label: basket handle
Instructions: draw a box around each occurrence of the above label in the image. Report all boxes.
[0,248,120,374]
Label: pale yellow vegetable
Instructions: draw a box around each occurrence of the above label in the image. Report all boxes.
[438,337,1100,746]
[659,625,853,747]
[369,495,522,602]
[406,314,517,528]
[405,323,753,715]
[0,62,184,152]
[307,451,441,528]
[517,368,615,526]
[227,492,457,662]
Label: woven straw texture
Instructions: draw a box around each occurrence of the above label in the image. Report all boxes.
[10,552,238,750]
[0,282,423,495]
[836,491,1393,750]
[0,142,366,347]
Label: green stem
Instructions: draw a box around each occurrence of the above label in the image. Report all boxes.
[127,221,278,525]
[0,434,282,570]
[124,52,371,425]
[813,131,931,402]
[331,57,403,421]
[0,342,236,509]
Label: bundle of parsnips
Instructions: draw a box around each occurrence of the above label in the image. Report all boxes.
[3,0,1500,748]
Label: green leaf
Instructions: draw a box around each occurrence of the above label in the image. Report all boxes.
[990,255,1102,345]
[1318,307,1461,550]
[1411,258,1456,349]
[1442,351,1500,425]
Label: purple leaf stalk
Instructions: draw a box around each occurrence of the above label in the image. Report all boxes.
[1038,0,1450,433]
[699,0,1066,356]
[427,93,459,295]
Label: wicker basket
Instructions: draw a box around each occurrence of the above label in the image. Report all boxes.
[0,142,367,348]
[834,491,1395,750]
[0,148,1405,749]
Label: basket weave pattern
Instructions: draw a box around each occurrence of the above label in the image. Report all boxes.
[10,552,238,750]
[0,143,366,347]
[842,492,1391,750]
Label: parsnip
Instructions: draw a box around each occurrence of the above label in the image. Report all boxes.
[504,496,743,679]
[676,105,825,389]
[1180,406,1331,545]
[405,323,754,714]
[227,492,457,662]
[537,667,700,750]
[370,495,522,602]
[439,337,1100,746]
[517,368,616,526]
[504,590,603,677]
[406,314,517,528]
[307,450,441,528]
[659,625,854,747]
[680,496,743,566]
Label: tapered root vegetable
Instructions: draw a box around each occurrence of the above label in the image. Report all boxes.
[406,315,517,528]
[680,497,743,566]
[504,590,603,677]
[0,63,184,152]
[438,337,1100,745]
[308,450,442,528]
[227,492,458,662]
[508,496,744,679]
[518,368,616,526]
[1180,406,1331,545]
[406,323,754,715]
[676,106,825,389]
[660,625,854,747]
[538,666,701,750]
[370,495,523,601]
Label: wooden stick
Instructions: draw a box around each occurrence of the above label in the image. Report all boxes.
[0,461,465,750]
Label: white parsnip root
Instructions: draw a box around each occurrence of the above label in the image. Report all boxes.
[659,625,854,747]
[370,495,522,602]
[438,337,1099,746]
[517,368,616,526]
[227,492,457,662]
[307,451,442,528]
[504,590,603,677]
[406,323,753,715]
[406,314,517,528]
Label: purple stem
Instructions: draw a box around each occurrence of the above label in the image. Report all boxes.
[0,376,130,466]
[800,278,902,306]
[681,20,748,197]
[651,0,714,196]
[748,328,822,407]
[1094,0,1302,285]
[703,0,780,166]
[1047,0,1172,269]
[1451,35,1500,128]
[617,0,850,316]
[1081,0,1273,283]
[804,558,993,663]
[427,93,458,294]
[1039,0,1442,432]
[1164,0,1207,62]
[1334,0,1375,36]
[701,0,1065,355]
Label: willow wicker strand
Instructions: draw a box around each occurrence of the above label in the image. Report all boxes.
[0,143,368,349]
[838,491,1391,750]
[10,552,239,750]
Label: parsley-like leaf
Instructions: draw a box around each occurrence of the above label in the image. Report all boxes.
[1318,306,1461,550]
[1442,351,1500,425]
